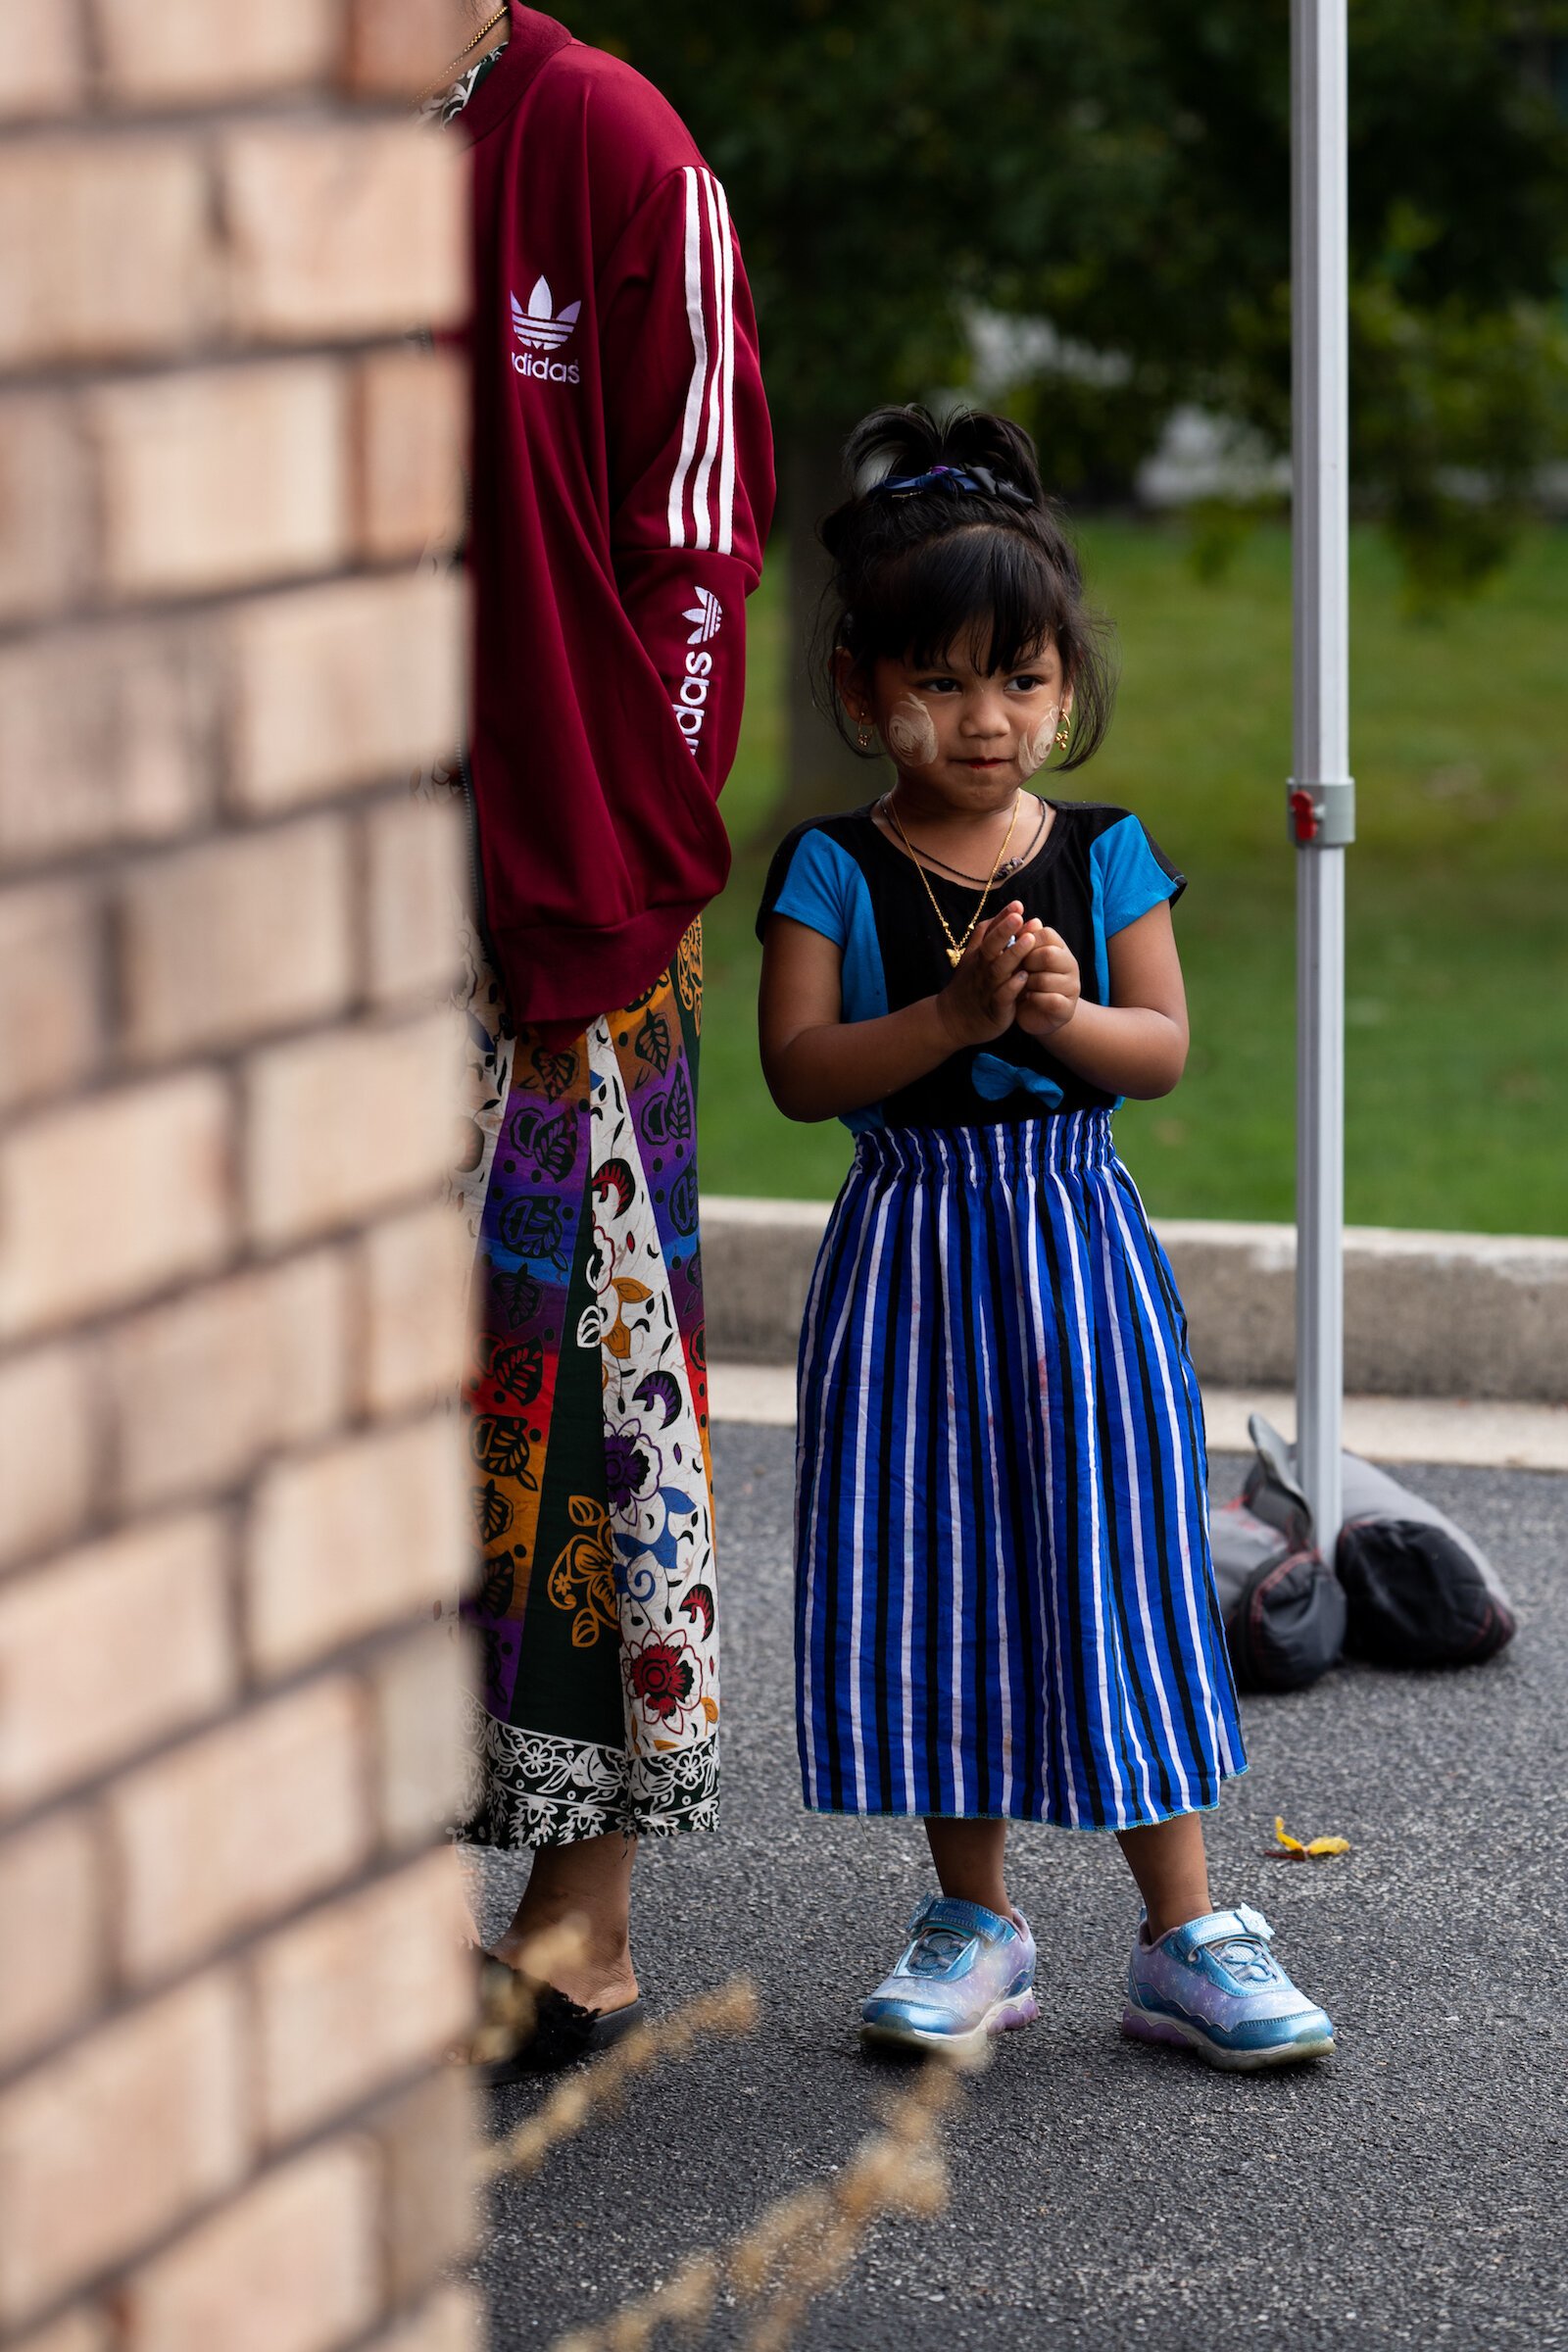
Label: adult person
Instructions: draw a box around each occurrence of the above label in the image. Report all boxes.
[437,1,774,2067]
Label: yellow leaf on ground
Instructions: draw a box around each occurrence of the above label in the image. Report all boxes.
[1269,1815,1350,1860]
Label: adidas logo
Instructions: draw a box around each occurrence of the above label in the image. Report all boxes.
[510,278,583,384]
[683,588,723,646]
[512,277,581,351]
[673,588,723,755]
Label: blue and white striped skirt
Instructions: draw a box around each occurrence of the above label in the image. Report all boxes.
[795,1111,1246,1833]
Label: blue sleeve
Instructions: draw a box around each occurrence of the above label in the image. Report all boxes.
[756,823,889,1043]
[1091,813,1186,940]
[764,827,852,948]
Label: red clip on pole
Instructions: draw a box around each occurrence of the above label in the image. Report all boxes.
[1289,787,1320,844]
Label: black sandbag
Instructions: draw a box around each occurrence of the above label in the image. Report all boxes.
[1335,1453,1516,1668]
[1246,1416,1517,1672]
[1209,1421,1346,1692]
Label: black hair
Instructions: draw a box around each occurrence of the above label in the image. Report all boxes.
[816,405,1116,768]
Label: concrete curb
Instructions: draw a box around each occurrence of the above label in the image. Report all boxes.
[702,1196,1568,1403]
[707,1363,1568,1472]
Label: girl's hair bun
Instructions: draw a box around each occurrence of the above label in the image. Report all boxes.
[846,405,1048,512]
[815,404,1116,767]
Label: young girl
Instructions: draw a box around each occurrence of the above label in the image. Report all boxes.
[757,407,1334,2071]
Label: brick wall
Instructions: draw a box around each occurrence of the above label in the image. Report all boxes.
[0,5,480,2346]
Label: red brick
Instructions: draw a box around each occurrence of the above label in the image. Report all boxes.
[0,138,214,370]
[342,0,469,100]
[254,1849,473,2142]
[359,1200,470,1419]
[363,792,464,1008]
[119,815,352,1061]
[10,2308,113,2352]
[224,571,464,816]
[0,1073,231,1340]
[353,346,466,563]
[243,1009,460,1250]
[86,363,349,602]
[0,5,84,123]
[0,397,90,625]
[0,1513,234,1811]
[90,0,336,107]
[373,2067,477,2298]
[365,2286,482,2352]
[246,1413,464,1678]
[220,122,465,344]
[0,1809,102,2072]
[120,2138,378,2352]
[0,1341,98,1570]
[0,1973,248,2328]
[109,1250,350,1514]
[0,622,215,873]
[366,1623,472,1853]
[0,881,101,1113]
[108,1679,371,1987]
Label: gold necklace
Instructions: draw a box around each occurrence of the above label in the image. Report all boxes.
[884,793,1023,968]
[422,5,509,98]
[910,795,1047,885]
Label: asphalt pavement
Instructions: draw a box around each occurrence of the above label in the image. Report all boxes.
[466,1431,1568,2352]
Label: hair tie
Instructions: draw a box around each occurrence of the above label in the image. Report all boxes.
[868,462,1034,511]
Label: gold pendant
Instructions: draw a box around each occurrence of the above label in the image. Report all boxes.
[946,947,962,967]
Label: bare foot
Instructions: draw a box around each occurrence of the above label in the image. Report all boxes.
[492,1832,641,2013]
[491,1920,638,2015]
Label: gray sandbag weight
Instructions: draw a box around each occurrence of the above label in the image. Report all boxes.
[1249,1415,1516,1670]
[1334,1450,1517,1667]
[1208,1422,1346,1693]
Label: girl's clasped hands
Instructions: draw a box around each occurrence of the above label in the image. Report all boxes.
[937,897,1083,1050]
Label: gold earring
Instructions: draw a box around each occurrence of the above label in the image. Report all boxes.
[857,720,873,752]
[1054,712,1071,751]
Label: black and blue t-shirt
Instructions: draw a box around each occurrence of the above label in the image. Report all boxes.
[757,799,1185,1132]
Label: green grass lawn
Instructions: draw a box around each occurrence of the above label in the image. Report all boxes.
[702,520,1568,1235]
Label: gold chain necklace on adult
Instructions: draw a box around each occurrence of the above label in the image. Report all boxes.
[423,4,509,97]
[884,792,1024,968]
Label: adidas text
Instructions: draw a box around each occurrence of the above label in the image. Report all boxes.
[513,352,581,384]
[673,647,714,752]
[674,590,721,750]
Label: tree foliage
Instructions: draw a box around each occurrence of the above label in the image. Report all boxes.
[568,0,1568,587]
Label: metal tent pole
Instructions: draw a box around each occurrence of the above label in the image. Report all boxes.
[1289,0,1354,1544]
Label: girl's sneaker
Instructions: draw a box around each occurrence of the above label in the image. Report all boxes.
[1122,1904,1335,2071]
[859,1894,1039,2059]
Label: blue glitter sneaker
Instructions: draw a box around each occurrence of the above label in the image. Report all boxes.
[859,1895,1039,2058]
[1122,1905,1335,2071]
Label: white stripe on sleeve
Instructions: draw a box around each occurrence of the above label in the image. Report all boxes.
[667,166,710,550]
[713,178,737,555]
[690,171,727,552]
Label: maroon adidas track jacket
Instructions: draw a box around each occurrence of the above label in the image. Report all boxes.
[453,6,775,1029]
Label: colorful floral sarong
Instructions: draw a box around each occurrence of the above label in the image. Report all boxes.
[454,920,717,1846]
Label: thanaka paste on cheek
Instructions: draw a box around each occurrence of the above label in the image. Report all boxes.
[884,694,940,767]
[1016,703,1061,781]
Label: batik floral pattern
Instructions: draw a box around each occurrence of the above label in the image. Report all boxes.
[546,1495,619,1650]
[583,1015,718,1753]
[457,927,718,1847]
[462,1704,720,1844]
